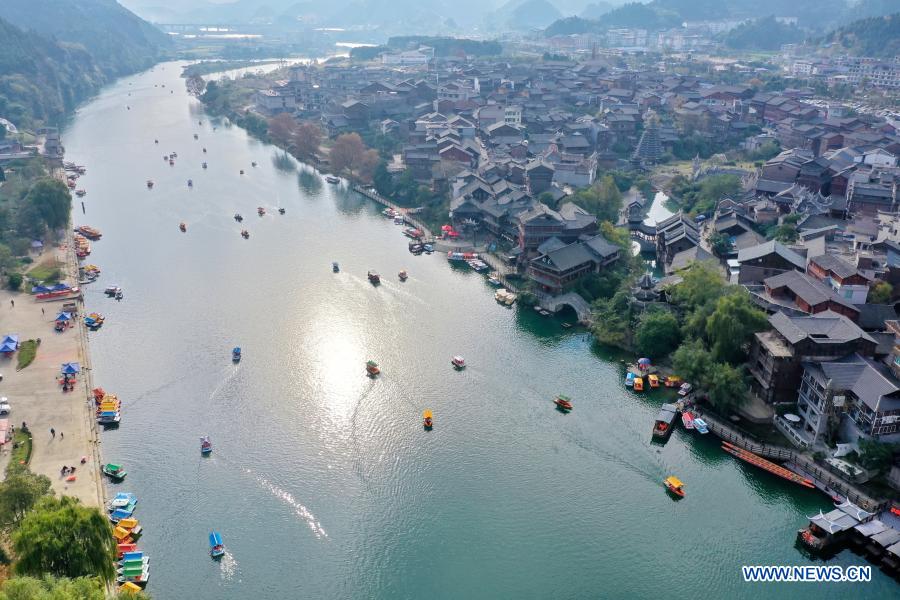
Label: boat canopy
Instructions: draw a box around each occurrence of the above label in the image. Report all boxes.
[232,347,241,354]
[55,312,72,321]
[665,476,684,488]
[209,531,223,547]
[423,410,433,419]
[61,362,80,374]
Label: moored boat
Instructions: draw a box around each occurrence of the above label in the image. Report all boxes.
[209,531,225,558]
[403,228,423,239]
[325,175,339,184]
[200,435,212,455]
[693,417,709,434]
[625,372,635,387]
[554,394,573,411]
[653,403,677,438]
[367,271,380,285]
[451,355,466,369]
[664,476,685,498]
[423,409,433,429]
[678,383,693,396]
[103,463,128,481]
[681,411,695,430]
[75,189,86,197]
[365,360,380,377]
[633,376,644,391]
[648,374,660,388]
[76,225,102,240]
[664,375,683,388]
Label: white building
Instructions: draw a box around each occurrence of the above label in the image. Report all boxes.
[381,48,430,66]
[504,106,522,127]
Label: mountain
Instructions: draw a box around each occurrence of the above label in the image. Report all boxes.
[820,12,900,58]
[0,0,169,77]
[580,2,614,19]
[722,16,805,51]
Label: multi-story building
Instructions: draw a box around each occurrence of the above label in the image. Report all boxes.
[527,234,620,295]
[807,254,871,305]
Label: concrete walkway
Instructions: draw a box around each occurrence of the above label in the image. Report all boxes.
[0,240,103,506]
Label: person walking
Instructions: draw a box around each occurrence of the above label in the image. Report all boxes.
[60,431,63,440]
[9,299,13,308]
[50,427,55,439]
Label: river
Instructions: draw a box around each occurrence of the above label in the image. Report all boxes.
[62,63,894,599]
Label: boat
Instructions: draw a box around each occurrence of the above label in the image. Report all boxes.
[169,159,174,166]
[75,189,86,197]
[146,180,154,189]
[102,463,127,481]
[652,403,678,438]
[232,347,241,362]
[681,411,695,430]
[625,372,635,387]
[107,493,137,521]
[234,213,243,222]
[394,216,404,225]
[423,244,433,253]
[382,208,396,218]
[447,251,478,262]
[200,436,212,455]
[487,276,501,286]
[367,271,380,285]
[257,207,265,216]
[187,179,193,187]
[554,394,573,411]
[408,242,423,254]
[365,360,380,377]
[35,287,82,302]
[451,356,466,369]
[203,147,207,153]
[693,417,709,434]
[648,374,660,388]
[278,208,285,215]
[118,518,142,538]
[193,133,199,140]
[678,383,693,396]
[251,161,257,167]
[325,175,340,184]
[423,409,433,429]
[76,225,102,240]
[664,376,683,388]
[115,289,124,301]
[664,476,685,498]
[720,441,815,488]
[633,377,644,391]
[403,228,423,239]
[202,162,208,169]
[398,270,408,281]
[179,222,186,232]
[241,230,249,239]
[209,531,225,558]
[240,169,244,175]
[332,262,340,273]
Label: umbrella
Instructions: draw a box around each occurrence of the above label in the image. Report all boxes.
[441,224,452,231]
[60,362,80,374]
[55,312,72,321]
[638,358,651,365]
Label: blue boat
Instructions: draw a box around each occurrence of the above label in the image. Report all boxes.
[200,435,212,455]
[209,531,225,558]
[625,372,635,387]
[232,347,241,362]
[694,418,709,434]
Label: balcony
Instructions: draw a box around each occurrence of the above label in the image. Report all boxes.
[774,415,814,450]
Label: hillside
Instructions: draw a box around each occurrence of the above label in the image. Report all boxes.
[722,16,805,51]
[0,0,169,78]
[820,12,900,58]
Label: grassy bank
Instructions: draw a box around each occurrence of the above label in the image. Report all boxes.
[7,429,33,476]
[16,339,39,371]
[26,259,62,284]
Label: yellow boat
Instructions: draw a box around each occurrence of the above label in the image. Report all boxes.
[633,377,644,391]
[664,476,685,498]
[423,409,433,429]
[119,581,143,594]
[648,374,660,388]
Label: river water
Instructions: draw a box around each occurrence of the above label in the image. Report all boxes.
[62,63,894,599]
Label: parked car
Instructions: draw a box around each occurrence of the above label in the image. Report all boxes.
[0,397,10,415]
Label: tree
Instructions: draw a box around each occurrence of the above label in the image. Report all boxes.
[292,121,322,160]
[372,161,393,197]
[857,439,897,473]
[267,113,296,148]
[0,575,111,600]
[0,471,51,527]
[329,133,367,176]
[358,149,380,182]
[13,497,115,582]
[6,273,23,291]
[868,281,893,304]
[706,291,769,364]
[573,175,622,222]
[670,261,726,310]
[710,232,732,257]
[24,179,71,231]
[672,339,713,386]
[635,310,681,358]
[705,362,748,412]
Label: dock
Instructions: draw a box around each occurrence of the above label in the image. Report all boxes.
[352,184,434,240]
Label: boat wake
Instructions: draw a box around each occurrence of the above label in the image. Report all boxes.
[219,550,239,582]
[244,468,328,539]
[208,364,239,403]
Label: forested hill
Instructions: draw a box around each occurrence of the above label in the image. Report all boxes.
[0,1,169,128]
[0,0,169,77]
[820,13,900,58]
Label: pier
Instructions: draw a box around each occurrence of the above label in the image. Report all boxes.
[352,184,434,240]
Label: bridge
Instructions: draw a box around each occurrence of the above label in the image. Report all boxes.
[538,292,592,323]
[629,221,657,254]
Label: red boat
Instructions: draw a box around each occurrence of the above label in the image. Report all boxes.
[721,441,815,488]
[664,476,685,498]
[681,410,695,429]
[36,288,81,302]
[554,395,573,411]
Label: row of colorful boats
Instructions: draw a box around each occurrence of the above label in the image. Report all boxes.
[108,492,150,590]
[93,387,121,426]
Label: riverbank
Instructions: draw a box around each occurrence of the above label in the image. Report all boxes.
[0,228,103,506]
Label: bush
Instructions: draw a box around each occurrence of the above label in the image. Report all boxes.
[7,273,23,291]
[16,339,39,370]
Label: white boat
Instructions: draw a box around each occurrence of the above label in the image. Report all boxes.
[451,356,466,369]
[325,175,340,184]
[693,418,709,434]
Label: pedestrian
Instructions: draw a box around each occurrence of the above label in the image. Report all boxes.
[50,427,55,439]
[41,308,45,315]
[60,431,63,440]
[9,299,13,308]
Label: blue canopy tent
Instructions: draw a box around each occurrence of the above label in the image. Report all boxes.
[55,312,71,322]
[0,342,16,354]
[31,285,51,294]
[1,335,18,346]
[60,362,80,374]
[50,283,71,292]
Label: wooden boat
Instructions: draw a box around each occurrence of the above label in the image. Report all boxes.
[75,189,86,197]
[633,377,644,391]
[179,222,186,232]
[423,409,433,429]
[681,411,695,430]
[451,356,466,369]
[241,230,249,239]
[720,441,815,488]
[234,213,243,222]
[332,262,340,273]
[664,476,685,498]
[653,404,677,438]
[209,531,225,558]
[648,374,660,388]
[693,417,709,434]
[103,463,127,481]
[398,270,408,281]
[232,347,241,362]
[76,225,102,240]
[257,207,265,216]
[367,271,380,285]
[366,360,380,377]
[325,175,340,184]
[200,436,212,455]
[554,394,573,411]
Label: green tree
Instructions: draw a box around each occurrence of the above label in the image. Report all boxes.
[372,161,393,197]
[24,178,70,232]
[710,232,733,257]
[0,471,51,528]
[7,273,23,291]
[670,261,726,310]
[672,339,713,385]
[857,439,896,473]
[705,362,748,412]
[706,291,769,364]
[0,575,114,600]
[591,290,632,348]
[868,280,893,304]
[13,496,115,582]
[573,175,623,222]
[635,310,681,359]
